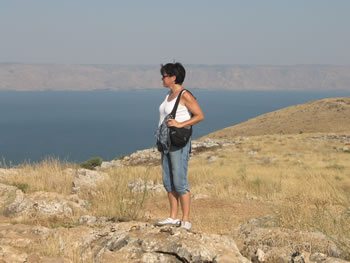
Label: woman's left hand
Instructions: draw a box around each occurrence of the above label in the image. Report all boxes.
[167,118,182,128]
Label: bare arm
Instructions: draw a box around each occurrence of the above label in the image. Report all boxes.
[167,91,204,128]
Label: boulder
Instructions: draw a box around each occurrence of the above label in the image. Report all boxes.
[0,183,17,207]
[100,159,123,169]
[128,178,165,194]
[126,148,161,166]
[235,216,349,262]
[53,221,251,262]
[3,190,88,218]
[72,168,109,194]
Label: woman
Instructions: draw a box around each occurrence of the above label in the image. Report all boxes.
[156,62,204,231]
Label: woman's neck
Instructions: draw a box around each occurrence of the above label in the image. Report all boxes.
[169,84,183,94]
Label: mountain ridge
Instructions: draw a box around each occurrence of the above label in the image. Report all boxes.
[1,64,350,91]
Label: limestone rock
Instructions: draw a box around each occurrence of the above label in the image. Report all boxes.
[126,148,161,166]
[235,216,348,263]
[191,193,210,200]
[100,159,123,169]
[51,222,251,263]
[99,138,241,167]
[3,191,88,218]
[0,183,17,207]
[128,178,165,193]
[72,168,109,194]
[78,215,113,226]
[251,248,265,263]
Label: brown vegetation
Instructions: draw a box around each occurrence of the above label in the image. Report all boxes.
[207,97,350,138]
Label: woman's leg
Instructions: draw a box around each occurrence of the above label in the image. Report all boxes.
[162,153,180,220]
[179,191,191,222]
[169,141,191,222]
[168,191,179,219]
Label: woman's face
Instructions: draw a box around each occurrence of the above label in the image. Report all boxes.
[161,73,175,88]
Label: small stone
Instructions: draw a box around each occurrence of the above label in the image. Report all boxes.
[191,194,209,200]
[79,215,97,225]
[208,156,219,162]
[252,248,265,262]
[310,252,327,262]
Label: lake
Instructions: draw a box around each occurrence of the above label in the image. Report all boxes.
[1,89,349,165]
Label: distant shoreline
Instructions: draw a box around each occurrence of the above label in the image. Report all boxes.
[1,64,350,91]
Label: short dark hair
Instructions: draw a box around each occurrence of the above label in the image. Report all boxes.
[160,62,186,84]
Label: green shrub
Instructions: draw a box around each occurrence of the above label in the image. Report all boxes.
[12,182,29,193]
[80,157,103,170]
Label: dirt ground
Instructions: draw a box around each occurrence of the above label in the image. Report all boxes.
[144,196,273,235]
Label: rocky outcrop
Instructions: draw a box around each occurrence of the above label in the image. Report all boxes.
[48,221,251,262]
[0,221,250,262]
[123,148,161,166]
[235,216,349,263]
[0,183,17,207]
[2,188,88,218]
[100,159,123,169]
[100,138,241,167]
[71,168,109,194]
[128,178,165,194]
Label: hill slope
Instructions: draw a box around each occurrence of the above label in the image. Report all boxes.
[206,97,350,138]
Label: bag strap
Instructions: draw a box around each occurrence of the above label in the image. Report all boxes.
[170,89,186,119]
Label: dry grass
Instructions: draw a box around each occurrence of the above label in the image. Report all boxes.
[1,132,350,259]
[145,133,350,257]
[1,159,161,225]
[194,134,350,256]
[78,166,162,221]
[2,157,75,195]
[207,97,350,138]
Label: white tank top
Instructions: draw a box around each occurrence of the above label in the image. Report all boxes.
[159,91,192,127]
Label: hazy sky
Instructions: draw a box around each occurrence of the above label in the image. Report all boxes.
[1,0,349,65]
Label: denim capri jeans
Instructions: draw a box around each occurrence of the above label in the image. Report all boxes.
[161,140,191,195]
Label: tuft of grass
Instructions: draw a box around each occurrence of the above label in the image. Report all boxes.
[3,157,75,195]
[78,166,155,221]
[237,166,247,181]
[325,164,345,170]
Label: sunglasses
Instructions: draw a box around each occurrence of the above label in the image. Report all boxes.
[162,74,171,80]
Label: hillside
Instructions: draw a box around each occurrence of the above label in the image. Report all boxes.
[206,97,350,139]
[1,134,350,261]
[1,63,350,91]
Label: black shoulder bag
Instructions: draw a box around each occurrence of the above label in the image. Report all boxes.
[169,89,193,147]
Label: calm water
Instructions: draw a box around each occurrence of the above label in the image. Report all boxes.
[1,89,349,165]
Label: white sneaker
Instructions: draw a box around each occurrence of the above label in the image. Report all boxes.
[181,221,192,231]
[155,218,181,227]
